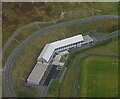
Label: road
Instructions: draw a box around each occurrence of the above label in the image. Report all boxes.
[38,84,49,97]
[3,15,120,97]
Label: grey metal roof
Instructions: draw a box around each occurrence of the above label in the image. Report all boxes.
[82,35,93,44]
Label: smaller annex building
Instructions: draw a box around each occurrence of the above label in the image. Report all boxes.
[27,34,93,85]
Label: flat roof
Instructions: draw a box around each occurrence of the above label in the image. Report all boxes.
[27,63,47,84]
[51,34,84,48]
[82,35,93,43]
[38,34,84,62]
[38,44,55,62]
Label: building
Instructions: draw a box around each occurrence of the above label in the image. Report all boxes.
[27,34,93,85]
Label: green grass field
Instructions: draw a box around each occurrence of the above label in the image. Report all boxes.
[78,56,118,97]
[60,54,69,62]
[60,56,66,62]
[46,36,118,97]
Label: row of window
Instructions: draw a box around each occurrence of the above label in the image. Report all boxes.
[55,41,82,52]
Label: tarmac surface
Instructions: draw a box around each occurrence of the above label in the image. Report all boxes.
[3,15,120,97]
[43,65,57,86]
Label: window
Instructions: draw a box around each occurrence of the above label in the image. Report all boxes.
[81,41,84,43]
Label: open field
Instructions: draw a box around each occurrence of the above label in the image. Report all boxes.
[3,18,119,65]
[46,36,118,97]
[3,2,118,45]
[77,56,118,97]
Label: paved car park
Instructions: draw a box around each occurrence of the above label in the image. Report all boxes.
[43,65,57,86]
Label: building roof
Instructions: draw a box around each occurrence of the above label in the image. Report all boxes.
[82,35,93,44]
[38,44,55,62]
[27,63,47,84]
[38,34,84,62]
[51,34,84,48]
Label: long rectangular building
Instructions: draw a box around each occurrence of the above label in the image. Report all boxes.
[27,34,93,85]
[27,63,48,85]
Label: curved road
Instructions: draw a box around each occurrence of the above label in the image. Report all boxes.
[3,15,120,97]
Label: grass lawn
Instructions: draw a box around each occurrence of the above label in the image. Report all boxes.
[60,54,69,62]
[78,56,118,97]
[64,54,69,58]
[46,36,118,97]
[60,56,66,62]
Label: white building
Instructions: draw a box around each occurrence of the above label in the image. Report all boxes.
[27,34,93,85]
